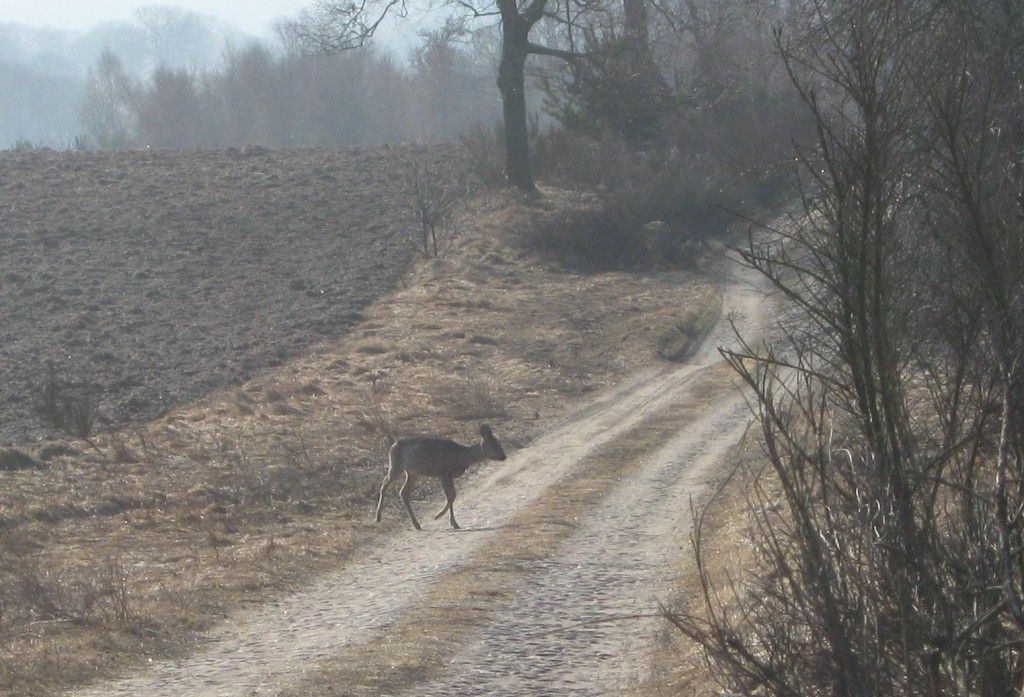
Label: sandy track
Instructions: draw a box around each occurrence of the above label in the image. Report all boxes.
[72,251,768,696]
[411,387,752,695]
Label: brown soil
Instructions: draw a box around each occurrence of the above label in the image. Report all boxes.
[0,145,443,446]
[0,146,762,696]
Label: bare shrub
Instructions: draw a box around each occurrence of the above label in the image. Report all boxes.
[75,557,137,627]
[109,438,140,464]
[1,553,137,632]
[101,558,135,627]
[519,196,647,272]
[396,155,473,258]
[13,558,68,623]
[518,158,745,273]
[355,397,398,450]
[530,127,648,191]
[669,1,1024,694]
[32,362,101,451]
[0,448,43,471]
[459,123,506,188]
[432,371,508,422]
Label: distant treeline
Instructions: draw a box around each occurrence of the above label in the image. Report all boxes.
[80,40,499,150]
[0,9,500,150]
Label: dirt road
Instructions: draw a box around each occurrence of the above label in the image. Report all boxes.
[72,251,768,697]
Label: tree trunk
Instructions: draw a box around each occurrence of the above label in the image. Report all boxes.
[497,3,538,193]
[623,0,648,46]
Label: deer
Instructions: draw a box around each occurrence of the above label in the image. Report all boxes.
[375,423,507,530]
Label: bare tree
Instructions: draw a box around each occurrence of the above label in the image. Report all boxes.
[134,66,205,147]
[410,18,498,142]
[79,50,138,148]
[922,0,1024,644]
[397,158,467,257]
[280,0,632,193]
[135,5,219,69]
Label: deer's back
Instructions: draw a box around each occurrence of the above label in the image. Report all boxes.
[390,436,472,478]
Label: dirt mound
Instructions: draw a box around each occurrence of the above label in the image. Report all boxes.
[0,146,448,445]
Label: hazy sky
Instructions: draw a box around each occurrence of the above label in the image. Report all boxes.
[0,1,303,36]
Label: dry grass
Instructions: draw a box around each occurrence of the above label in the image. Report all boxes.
[0,186,722,695]
[637,427,768,697]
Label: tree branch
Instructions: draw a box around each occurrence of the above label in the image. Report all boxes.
[287,0,408,52]
[525,41,586,61]
[520,0,548,24]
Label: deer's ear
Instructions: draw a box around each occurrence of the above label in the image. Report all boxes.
[480,424,493,438]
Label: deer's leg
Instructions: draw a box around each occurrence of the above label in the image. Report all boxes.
[436,475,459,529]
[399,471,422,530]
[375,470,393,523]
[434,488,451,520]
